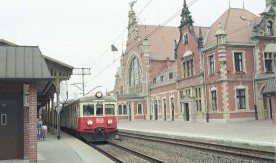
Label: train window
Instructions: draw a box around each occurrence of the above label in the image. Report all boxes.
[105,104,115,115]
[83,105,94,116]
[96,104,103,116]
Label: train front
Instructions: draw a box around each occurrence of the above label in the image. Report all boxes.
[78,91,118,142]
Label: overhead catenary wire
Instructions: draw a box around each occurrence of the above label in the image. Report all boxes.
[69,0,155,97]
[71,0,255,97]
[85,0,199,80]
[82,0,200,90]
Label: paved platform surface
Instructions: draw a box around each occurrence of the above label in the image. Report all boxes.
[118,120,276,152]
[37,132,114,163]
[0,131,114,163]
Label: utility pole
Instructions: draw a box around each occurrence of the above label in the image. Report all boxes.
[71,68,91,96]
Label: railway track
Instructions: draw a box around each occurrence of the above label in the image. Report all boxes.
[118,131,276,162]
[89,142,164,163]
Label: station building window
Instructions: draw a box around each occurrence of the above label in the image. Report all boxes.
[209,55,215,75]
[236,89,246,109]
[137,103,142,114]
[129,56,142,87]
[118,105,122,115]
[211,90,217,111]
[233,52,245,73]
[123,104,127,115]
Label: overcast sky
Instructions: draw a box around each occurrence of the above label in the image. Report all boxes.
[0,0,265,100]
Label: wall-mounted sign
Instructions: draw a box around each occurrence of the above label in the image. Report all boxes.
[23,84,29,107]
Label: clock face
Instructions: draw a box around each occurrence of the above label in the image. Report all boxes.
[95,91,102,98]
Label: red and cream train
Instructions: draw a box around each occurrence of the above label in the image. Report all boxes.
[60,91,118,142]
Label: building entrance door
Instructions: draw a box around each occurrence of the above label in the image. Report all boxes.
[0,100,20,160]
[184,103,189,121]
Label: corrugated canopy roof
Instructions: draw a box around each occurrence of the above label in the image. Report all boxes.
[0,46,52,80]
[263,78,276,94]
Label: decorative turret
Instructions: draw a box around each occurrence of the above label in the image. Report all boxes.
[198,27,204,49]
[179,0,194,29]
[216,21,227,71]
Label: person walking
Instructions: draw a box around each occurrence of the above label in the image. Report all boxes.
[37,116,43,141]
[41,123,47,141]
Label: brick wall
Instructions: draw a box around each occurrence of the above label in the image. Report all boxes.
[27,82,37,163]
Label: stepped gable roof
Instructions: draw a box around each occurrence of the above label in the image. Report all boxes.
[137,25,179,60]
[205,8,260,46]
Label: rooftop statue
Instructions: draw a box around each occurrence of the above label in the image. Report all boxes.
[129,0,137,11]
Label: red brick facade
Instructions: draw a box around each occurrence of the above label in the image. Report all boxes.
[0,82,37,162]
[114,0,275,124]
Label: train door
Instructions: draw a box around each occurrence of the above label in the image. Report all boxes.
[0,99,22,160]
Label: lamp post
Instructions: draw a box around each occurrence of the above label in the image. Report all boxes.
[240,15,258,120]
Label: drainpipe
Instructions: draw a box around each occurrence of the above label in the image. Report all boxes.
[253,40,258,120]
[202,51,209,123]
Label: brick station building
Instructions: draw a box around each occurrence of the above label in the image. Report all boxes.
[0,39,73,162]
[114,0,276,125]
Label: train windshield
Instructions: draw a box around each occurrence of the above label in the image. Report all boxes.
[96,103,103,116]
[83,105,94,116]
[105,104,115,115]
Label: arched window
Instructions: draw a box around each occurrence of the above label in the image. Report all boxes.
[129,56,142,86]
[267,21,274,36]
[137,103,142,114]
[183,33,188,44]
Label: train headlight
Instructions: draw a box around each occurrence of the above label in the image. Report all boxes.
[87,120,93,126]
[107,119,113,125]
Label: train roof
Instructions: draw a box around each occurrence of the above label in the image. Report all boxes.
[63,94,117,107]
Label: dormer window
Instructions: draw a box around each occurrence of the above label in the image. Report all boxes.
[267,21,274,36]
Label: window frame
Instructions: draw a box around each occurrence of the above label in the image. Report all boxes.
[236,89,246,110]
[211,90,218,111]
[233,52,244,73]
[137,103,142,114]
[181,54,194,78]
[264,52,276,73]
[209,55,215,75]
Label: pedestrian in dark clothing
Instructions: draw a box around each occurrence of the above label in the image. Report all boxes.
[37,116,43,141]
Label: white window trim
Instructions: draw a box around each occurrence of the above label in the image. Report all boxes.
[234,85,249,111]
[232,51,247,74]
[207,54,216,75]
[209,87,218,112]
[137,103,143,115]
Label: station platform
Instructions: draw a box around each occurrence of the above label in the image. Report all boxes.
[1,120,275,163]
[0,131,114,163]
[118,119,276,152]
[37,132,114,163]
